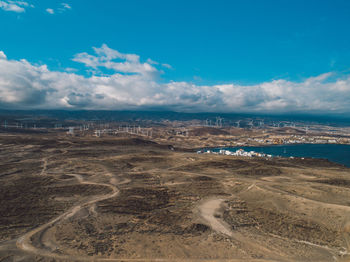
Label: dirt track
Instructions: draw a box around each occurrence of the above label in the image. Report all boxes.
[197,198,233,237]
[16,172,120,261]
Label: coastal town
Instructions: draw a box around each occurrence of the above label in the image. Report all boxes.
[198,148,273,158]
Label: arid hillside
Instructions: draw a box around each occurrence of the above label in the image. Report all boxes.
[0,132,350,261]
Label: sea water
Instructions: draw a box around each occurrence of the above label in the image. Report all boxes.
[213,144,350,167]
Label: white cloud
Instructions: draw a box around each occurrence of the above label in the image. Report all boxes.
[162,63,172,69]
[0,46,350,114]
[47,2,71,14]
[146,58,159,65]
[73,44,157,76]
[61,3,71,9]
[46,8,54,14]
[64,67,77,73]
[10,1,29,6]
[0,51,7,60]
[0,0,32,12]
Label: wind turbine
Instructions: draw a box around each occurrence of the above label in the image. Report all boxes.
[235,120,241,128]
[248,120,254,129]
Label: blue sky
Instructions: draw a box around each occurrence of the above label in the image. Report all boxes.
[1,0,350,113]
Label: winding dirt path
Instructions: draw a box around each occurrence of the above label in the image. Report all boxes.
[16,172,121,261]
[196,197,288,260]
[14,185,276,262]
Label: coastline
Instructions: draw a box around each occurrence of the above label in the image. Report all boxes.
[198,143,350,168]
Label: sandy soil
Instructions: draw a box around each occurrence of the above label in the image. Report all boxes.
[197,198,233,237]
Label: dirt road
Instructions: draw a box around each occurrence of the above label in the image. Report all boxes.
[15,172,120,261]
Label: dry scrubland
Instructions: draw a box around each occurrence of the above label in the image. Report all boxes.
[1,133,350,261]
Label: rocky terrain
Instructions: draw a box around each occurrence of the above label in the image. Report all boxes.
[0,132,350,261]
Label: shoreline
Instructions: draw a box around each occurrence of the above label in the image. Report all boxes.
[194,142,350,151]
[196,143,350,168]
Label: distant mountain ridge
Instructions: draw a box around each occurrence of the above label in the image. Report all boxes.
[0,109,350,127]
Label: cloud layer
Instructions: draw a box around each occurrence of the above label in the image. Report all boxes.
[0,1,70,14]
[0,0,33,13]
[46,2,71,14]
[1,45,350,114]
